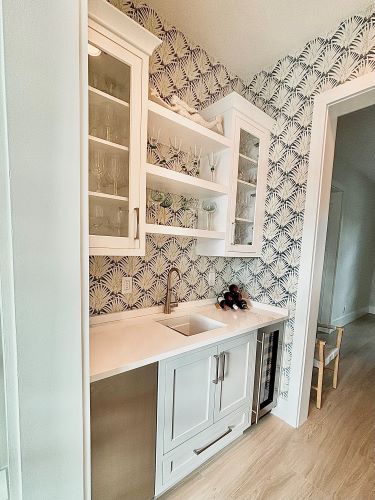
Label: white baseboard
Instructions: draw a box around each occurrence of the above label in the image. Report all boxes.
[271,397,297,428]
[369,306,375,315]
[332,306,369,326]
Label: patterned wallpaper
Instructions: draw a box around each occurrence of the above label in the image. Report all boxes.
[90,0,375,396]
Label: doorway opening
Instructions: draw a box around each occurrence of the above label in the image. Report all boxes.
[284,72,375,427]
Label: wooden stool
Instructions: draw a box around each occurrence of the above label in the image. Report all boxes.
[311,324,344,409]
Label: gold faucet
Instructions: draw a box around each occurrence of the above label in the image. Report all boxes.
[164,267,181,314]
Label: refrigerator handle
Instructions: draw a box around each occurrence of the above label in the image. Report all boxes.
[254,332,266,424]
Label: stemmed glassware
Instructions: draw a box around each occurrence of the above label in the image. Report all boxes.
[159,194,173,225]
[208,152,219,182]
[108,155,121,196]
[111,207,123,236]
[169,136,182,158]
[91,150,105,192]
[90,204,106,234]
[191,145,202,177]
[149,127,161,150]
[202,200,217,231]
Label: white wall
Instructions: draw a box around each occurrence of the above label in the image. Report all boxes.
[330,112,375,324]
[1,1,84,498]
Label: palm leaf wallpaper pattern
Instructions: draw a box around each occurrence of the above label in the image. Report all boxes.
[90,0,375,397]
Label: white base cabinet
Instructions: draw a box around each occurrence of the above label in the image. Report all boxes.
[155,332,257,496]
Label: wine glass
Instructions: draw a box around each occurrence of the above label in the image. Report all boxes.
[149,127,161,149]
[91,150,105,192]
[160,193,173,225]
[191,145,202,177]
[169,136,182,159]
[111,207,123,236]
[90,204,105,234]
[202,200,217,231]
[108,155,121,195]
[208,152,219,182]
[148,190,165,224]
[102,103,115,142]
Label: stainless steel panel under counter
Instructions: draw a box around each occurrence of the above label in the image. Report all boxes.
[90,363,158,500]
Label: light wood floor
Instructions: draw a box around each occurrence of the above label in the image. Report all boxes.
[162,314,375,500]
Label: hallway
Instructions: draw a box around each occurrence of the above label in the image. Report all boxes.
[162,315,375,499]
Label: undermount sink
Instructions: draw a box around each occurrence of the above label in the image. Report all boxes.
[157,314,225,336]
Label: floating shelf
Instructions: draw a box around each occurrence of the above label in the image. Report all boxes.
[239,153,258,165]
[88,86,130,109]
[89,135,129,152]
[237,179,257,189]
[145,223,225,240]
[145,163,228,198]
[148,100,231,156]
[89,191,129,202]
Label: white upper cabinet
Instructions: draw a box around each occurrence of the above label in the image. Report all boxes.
[88,0,161,256]
[196,92,275,257]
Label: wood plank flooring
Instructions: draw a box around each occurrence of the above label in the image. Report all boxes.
[162,314,375,499]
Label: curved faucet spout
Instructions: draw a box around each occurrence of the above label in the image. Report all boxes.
[164,267,181,314]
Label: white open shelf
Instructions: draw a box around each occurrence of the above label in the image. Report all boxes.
[89,86,130,109]
[239,152,258,165]
[145,223,225,240]
[145,163,228,198]
[148,100,232,156]
[89,191,129,202]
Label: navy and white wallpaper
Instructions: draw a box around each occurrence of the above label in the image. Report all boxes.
[90,0,375,396]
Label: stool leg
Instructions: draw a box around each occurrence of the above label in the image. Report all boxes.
[316,364,324,409]
[333,355,340,389]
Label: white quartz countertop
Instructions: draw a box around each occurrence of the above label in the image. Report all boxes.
[90,303,288,382]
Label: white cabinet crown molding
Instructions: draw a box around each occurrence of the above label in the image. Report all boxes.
[88,0,161,56]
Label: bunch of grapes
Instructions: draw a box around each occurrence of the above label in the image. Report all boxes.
[217,284,248,311]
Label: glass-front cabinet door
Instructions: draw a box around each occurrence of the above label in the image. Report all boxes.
[228,117,267,255]
[88,27,142,255]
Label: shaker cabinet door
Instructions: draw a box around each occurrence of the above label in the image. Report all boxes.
[162,346,218,453]
[214,334,256,421]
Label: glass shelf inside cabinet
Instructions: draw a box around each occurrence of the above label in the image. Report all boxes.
[88,47,130,148]
[233,128,260,246]
[88,43,131,239]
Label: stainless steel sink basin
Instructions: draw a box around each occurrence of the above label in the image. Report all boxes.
[157,314,225,336]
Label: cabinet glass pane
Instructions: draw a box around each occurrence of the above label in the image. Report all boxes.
[88,43,131,239]
[234,129,260,246]
[89,197,129,237]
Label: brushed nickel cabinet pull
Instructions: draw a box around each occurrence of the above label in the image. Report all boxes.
[218,352,226,382]
[193,427,233,455]
[134,207,139,239]
[212,354,220,384]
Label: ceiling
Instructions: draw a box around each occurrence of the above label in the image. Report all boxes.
[335,105,375,183]
[145,0,371,81]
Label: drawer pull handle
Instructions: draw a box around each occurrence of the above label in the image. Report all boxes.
[193,426,233,455]
[212,354,220,384]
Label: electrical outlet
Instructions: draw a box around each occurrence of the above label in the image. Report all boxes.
[122,277,133,294]
[208,270,215,287]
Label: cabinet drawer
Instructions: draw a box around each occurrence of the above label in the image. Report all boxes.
[159,408,250,494]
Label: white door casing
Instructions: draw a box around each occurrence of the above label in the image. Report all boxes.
[284,72,375,428]
[318,189,343,325]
